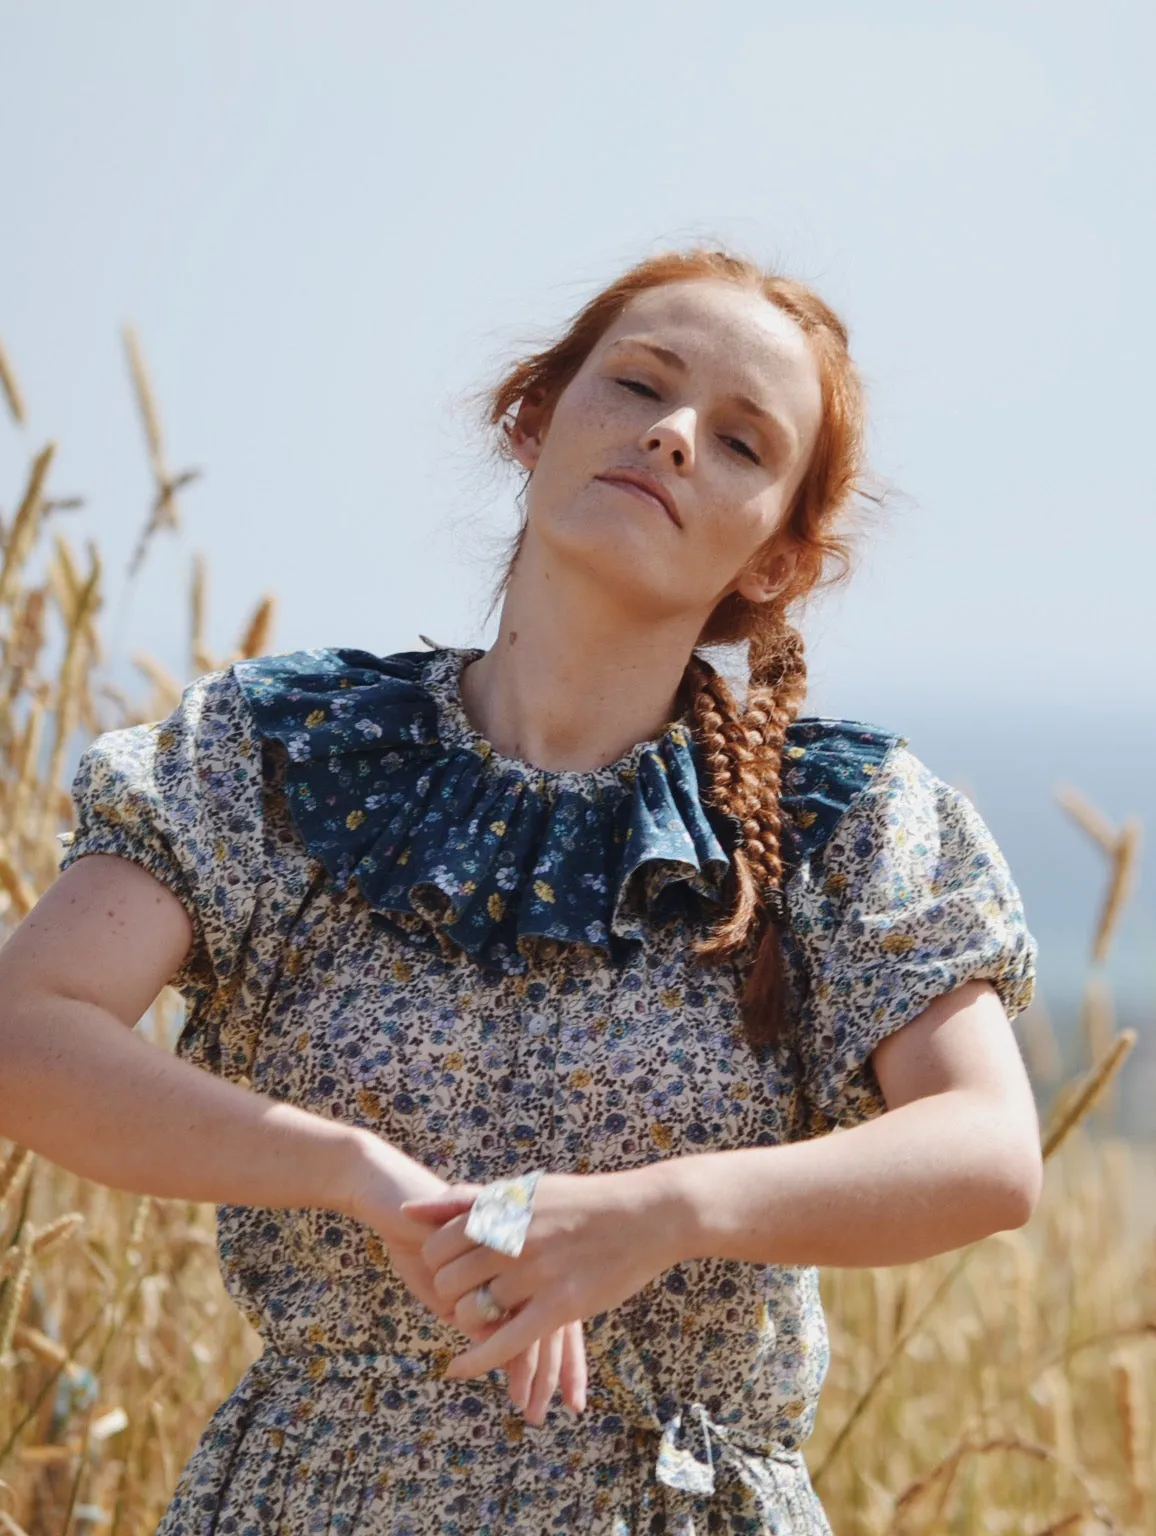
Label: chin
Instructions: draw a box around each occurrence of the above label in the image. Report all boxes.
[543,509,679,598]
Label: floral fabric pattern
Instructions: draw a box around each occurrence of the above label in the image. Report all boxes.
[58,644,1037,1534]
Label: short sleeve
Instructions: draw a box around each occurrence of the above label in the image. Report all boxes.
[58,666,266,1006]
[787,743,1038,1131]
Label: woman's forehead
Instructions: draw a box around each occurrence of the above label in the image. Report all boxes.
[610,280,810,366]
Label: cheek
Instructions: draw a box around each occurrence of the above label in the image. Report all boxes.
[697,500,778,576]
[554,374,634,450]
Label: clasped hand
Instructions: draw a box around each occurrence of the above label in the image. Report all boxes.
[399,1169,672,1421]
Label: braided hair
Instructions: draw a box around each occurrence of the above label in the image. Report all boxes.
[682,617,809,1048]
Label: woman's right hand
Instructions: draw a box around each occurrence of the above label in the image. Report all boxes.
[341,1130,587,1424]
[387,1230,587,1423]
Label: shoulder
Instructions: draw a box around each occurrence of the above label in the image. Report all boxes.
[229,645,439,761]
[779,715,908,876]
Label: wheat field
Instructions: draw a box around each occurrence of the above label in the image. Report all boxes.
[0,332,1152,1535]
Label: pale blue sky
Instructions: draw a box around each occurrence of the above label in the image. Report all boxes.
[2,2,1153,1115]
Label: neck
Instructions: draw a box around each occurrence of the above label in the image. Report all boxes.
[460,531,709,773]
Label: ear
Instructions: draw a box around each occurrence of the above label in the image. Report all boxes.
[735,546,798,606]
[508,393,550,474]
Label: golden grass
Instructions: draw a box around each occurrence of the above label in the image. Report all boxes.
[0,330,1152,1534]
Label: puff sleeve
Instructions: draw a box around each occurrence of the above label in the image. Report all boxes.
[58,665,266,1009]
[786,743,1038,1132]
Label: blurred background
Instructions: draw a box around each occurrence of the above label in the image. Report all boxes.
[1,0,1152,1132]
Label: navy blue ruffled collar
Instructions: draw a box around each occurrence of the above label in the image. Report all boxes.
[231,643,905,974]
[232,645,732,973]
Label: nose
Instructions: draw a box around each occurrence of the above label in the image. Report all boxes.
[639,405,696,470]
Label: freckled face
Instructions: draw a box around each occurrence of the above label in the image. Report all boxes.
[511,278,825,621]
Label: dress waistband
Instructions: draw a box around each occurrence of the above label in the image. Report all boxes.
[243,1337,815,1525]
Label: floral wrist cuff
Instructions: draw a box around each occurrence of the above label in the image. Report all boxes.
[463,1169,544,1258]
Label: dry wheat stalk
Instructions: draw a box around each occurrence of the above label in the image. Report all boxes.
[122,325,203,579]
[0,1225,34,1363]
[1041,1032,1137,1160]
[190,551,212,674]
[235,594,276,661]
[0,1146,33,1219]
[889,1434,1118,1535]
[1057,785,1119,856]
[0,336,25,426]
[1093,820,1142,965]
[1080,975,1118,1118]
[0,446,53,616]
[1110,1347,1151,1508]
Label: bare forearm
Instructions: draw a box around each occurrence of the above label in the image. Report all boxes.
[654,1091,1042,1268]
[0,992,380,1213]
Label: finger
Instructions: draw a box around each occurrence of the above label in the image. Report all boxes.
[436,1247,517,1309]
[524,1326,564,1425]
[559,1321,588,1413]
[505,1340,539,1412]
[443,1296,555,1381]
[418,1214,476,1270]
[452,1270,529,1334]
[399,1192,477,1224]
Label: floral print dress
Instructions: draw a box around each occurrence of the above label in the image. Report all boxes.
[58,644,1037,1536]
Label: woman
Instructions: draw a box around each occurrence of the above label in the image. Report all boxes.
[0,247,1042,1534]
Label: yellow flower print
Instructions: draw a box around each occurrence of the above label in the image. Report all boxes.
[650,1122,673,1151]
[397,847,410,865]
[156,728,176,751]
[488,892,505,921]
[356,1088,383,1118]
[569,1068,592,1088]
[660,989,681,1008]
[881,933,915,955]
[825,872,849,895]
[489,820,507,836]
[391,958,412,983]
[786,744,806,760]
[305,709,326,728]
[445,1051,464,1071]
[534,880,556,904]
[794,808,818,828]
[346,808,366,830]
[307,1356,328,1380]
[461,880,477,894]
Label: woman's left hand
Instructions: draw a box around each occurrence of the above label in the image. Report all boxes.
[399,1169,680,1382]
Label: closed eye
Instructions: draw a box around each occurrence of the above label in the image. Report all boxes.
[614,378,762,465]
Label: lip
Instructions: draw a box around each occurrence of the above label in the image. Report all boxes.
[595,469,683,528]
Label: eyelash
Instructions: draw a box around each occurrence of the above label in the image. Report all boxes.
[614,378,762,465]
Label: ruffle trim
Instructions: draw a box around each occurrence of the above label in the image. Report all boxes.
[231,645,904,974]
[231,646,732,973]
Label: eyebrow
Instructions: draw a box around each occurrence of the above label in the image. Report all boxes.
[605,337,800,460]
